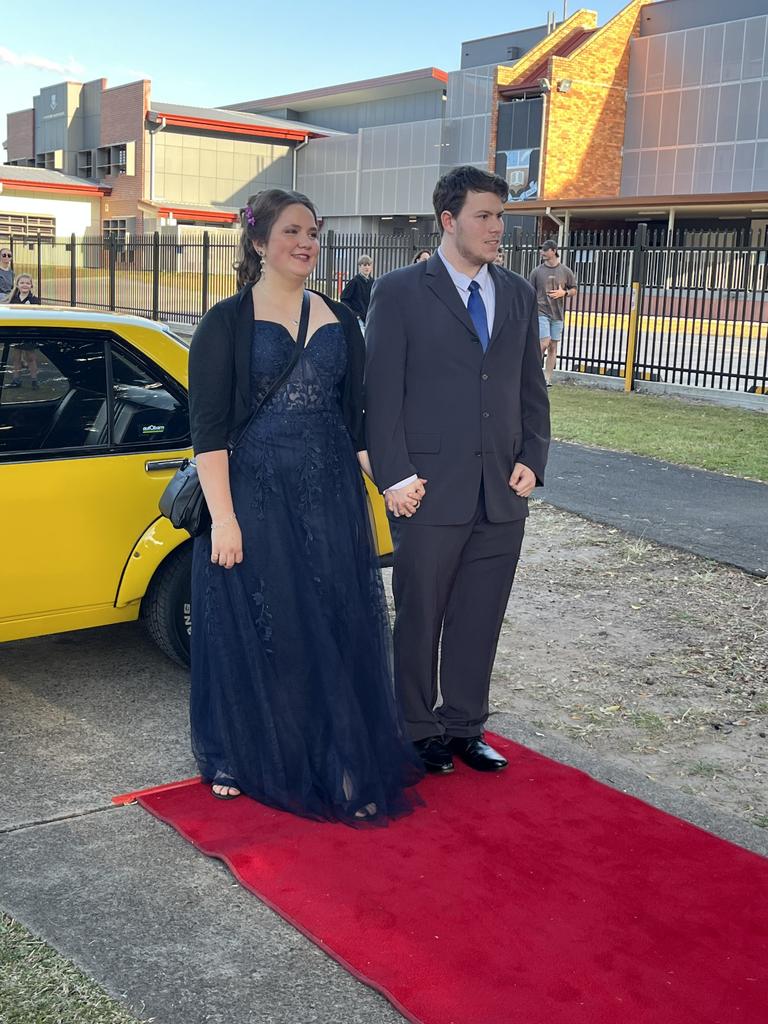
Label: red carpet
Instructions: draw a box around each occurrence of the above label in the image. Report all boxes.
[136,735,767,1024]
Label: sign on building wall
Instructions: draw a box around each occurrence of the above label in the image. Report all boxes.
[496,148,539,201]
[495,97,543,201]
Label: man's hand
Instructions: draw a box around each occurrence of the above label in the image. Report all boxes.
[547,287,566,300]
[385,478,427,518]
[509,462,536,498]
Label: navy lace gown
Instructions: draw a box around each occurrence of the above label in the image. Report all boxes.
[190,320,423,825]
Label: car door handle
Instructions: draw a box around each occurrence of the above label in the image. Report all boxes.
[145,458,188,473]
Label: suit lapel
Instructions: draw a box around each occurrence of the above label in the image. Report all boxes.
[425,254,477,339]
[487,264,510,348]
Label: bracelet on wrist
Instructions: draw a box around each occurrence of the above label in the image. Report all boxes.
[211,514,237,530]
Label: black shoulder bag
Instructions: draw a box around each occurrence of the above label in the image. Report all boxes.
[159,290,311,536]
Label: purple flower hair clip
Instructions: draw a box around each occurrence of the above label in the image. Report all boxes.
[242,206,256,228]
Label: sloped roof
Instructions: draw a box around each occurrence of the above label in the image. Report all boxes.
[149,102,345,138]
[502,28,595,92]
[0,164,107,193]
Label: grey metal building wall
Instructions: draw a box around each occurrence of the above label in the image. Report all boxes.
[358,118,443,215]
[639,0,767,36]
[441,66,497,171]
[297,65,501,218]
[291,91,444,133]
[153,129,293,208]
[460,26,550,68]
[297,119,443,217]
[296,134,359,216]
[621,14,768,196]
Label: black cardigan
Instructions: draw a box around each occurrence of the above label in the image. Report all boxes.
[188,286,366,455]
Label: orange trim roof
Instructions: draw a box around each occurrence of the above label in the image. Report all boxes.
[0,175,110,196]
[156,205,239,224]
[150,110,322,142]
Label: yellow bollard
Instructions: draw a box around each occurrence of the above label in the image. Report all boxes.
[624,281,640,393]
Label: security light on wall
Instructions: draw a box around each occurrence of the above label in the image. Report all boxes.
[557,79,572,93]
[539,78,551,92]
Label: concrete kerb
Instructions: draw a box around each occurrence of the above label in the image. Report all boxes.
[553,370,768,411]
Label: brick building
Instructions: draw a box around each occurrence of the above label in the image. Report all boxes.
[2,78,336,242]
[495,0,768,238]
[4,0,768,242]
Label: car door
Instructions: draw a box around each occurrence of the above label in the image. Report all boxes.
[0,325,191,639]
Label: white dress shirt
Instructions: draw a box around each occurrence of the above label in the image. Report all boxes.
[388,247,496,492]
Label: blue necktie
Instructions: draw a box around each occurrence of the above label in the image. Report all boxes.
[467,280,489,352]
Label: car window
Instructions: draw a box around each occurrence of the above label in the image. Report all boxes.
[110,344,189,448]
[0,331,108,455]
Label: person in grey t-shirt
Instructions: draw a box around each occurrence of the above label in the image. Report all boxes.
[528,240,577,387]
[0,247,14,301]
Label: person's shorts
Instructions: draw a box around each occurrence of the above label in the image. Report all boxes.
[538,315,564,343]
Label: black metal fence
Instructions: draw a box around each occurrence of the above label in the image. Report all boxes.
[4,227,767,394]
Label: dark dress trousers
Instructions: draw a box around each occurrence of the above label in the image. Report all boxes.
[365,253,550,741]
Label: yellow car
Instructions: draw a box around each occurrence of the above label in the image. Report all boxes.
[0,307,392,665]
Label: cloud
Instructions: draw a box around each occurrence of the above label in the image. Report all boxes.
[0,46,84,77]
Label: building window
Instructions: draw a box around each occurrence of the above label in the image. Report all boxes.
[96,142,135,179]
[102,219,137,251]
[77,150,93,179]
[33,151,63,171]
[0,214,56,240]
[96,146,113,176]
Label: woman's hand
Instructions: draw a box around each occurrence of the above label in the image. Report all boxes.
[357,449,373,479]
[210,521,243,569]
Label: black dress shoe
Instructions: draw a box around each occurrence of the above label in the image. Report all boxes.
[413,736,454,774]
[447,736,508,772]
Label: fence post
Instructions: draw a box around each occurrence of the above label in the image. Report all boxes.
[624,222,648,393]
[508,226,523,274]
[201,231,210,316]
[36,234,42,297]
[70,233,77,306]
[151,231,160,321]
[324,229,336,298]
[108,236,117,312]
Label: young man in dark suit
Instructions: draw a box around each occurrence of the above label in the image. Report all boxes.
[365,165,550,775]
[340,254,374,327]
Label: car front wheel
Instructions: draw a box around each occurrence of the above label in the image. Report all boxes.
[141,543,192,667]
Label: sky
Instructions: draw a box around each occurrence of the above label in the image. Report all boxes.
[1,0,629,144]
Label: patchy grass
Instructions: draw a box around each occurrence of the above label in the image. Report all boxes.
[549,382,768,481]
[481,504,768,826]
[0,914,149,1024]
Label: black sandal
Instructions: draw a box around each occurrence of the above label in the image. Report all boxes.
[210,771,241,800]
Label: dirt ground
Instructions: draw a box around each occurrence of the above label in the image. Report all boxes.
[384,503,767,829]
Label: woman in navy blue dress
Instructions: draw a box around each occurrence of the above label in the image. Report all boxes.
[188,189,423,824]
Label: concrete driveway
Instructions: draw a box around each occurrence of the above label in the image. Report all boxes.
[1,620,765,1024]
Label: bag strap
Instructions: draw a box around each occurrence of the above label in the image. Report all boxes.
[228,290,311,451]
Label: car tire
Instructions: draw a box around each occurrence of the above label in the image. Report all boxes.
[142,543,192,668]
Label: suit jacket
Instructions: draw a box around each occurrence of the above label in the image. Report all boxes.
[340,272,373,321]
[365,252,550,525]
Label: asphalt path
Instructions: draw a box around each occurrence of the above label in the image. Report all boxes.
[541,441,768,577]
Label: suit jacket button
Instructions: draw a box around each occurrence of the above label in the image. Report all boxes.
[481,373,489,380]
[474,451,482,457]
[482,411,490,418]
